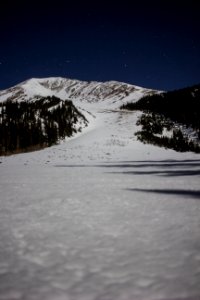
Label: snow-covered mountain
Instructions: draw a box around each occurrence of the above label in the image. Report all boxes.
[0,77,160,156]
[0,77,157,108]
[1,79,200,300]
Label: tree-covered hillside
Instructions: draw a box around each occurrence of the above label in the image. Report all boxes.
[121,84,200,153]
[0,96,88,155]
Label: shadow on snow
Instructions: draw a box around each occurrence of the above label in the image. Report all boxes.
[55,159,200,199]
[126,188,200,199]
[55,159,200,177]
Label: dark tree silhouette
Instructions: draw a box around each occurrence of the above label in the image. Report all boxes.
[0,96,88,155]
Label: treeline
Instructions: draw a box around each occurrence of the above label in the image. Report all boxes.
[0,96,87,155]
[121,84,200,130]
[135,113,200,153]
[120,84,200,152]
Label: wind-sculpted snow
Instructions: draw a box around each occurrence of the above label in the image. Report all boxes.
[0,79,200,300]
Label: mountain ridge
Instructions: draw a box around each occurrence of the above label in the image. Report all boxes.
[0,77,158,108]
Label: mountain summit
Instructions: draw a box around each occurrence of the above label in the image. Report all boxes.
[0,77,156,108]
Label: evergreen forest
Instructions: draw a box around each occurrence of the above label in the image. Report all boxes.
[121,84,200,153]
[0,96,88,155]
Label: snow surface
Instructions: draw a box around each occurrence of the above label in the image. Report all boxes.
[0,79,200,300]
[0,77,155,107]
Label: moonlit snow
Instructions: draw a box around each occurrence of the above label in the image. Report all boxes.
[0,78,200,300]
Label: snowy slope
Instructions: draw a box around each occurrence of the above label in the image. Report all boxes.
[0,77,159,153]
[0,77,156,108]
[0,78,200,300]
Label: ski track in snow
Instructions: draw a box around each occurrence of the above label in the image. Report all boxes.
[0,98,200,300]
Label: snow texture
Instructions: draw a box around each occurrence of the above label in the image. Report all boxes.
[0,78,200,300]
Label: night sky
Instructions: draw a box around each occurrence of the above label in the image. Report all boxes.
[0,0,200,91]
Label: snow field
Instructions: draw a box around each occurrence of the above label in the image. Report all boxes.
[0,78,200,299]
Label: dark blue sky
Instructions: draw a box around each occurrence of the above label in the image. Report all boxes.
[0,1,200,91]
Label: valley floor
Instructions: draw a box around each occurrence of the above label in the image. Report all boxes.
[0,109,200,300]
